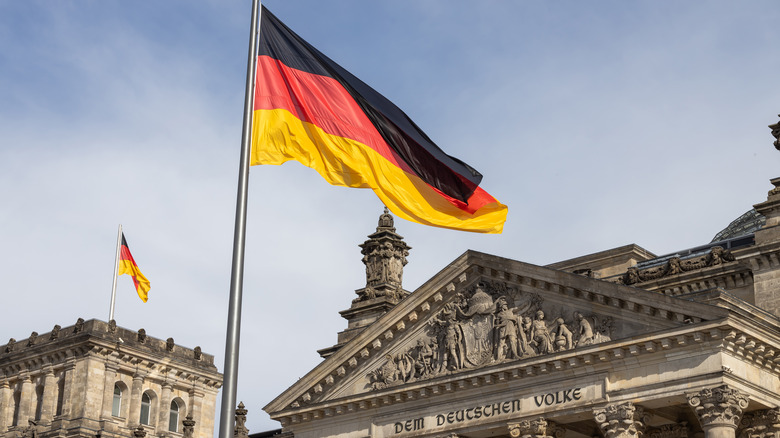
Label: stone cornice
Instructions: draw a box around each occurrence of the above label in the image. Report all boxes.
[267,316,775,427]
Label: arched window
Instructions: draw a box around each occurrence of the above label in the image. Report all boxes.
[111,384,122,417]
[168,400,180,432]
[140,392,151,425]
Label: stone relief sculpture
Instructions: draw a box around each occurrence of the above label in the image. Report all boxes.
[367,281,613,390]
[620,246,736,285]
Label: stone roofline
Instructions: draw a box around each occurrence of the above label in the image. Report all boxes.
[0,318,218,373]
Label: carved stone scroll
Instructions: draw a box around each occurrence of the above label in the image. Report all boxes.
[687,385,749,431]
[737,409,780,438]
[508,418,565,438]
[594,402,651,438]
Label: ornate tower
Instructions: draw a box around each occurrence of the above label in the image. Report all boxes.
[318,209,411,358]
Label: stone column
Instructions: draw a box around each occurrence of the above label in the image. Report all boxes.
[0,380,11,432]
[736,408,780,438]
[594,402,651,438]
[39,368,58,425]
[128,373,145,426]
[17,375,33,425]
[157,382,173,431]
[508,417,565,438]
[687,385,749,438]
[100,364,118,420]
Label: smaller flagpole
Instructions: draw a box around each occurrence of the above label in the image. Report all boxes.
[108,224,122,321]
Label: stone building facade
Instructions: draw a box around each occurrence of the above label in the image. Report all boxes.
[262,175,780,438]
[0,319,222,438]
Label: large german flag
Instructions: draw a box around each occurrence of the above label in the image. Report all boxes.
[251,7,507,233]
[118,234,150,303]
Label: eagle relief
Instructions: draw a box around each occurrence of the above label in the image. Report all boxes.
[367,281,613,390]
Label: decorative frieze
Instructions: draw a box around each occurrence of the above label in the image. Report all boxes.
[367,281,612,390]
[647,423,690,438]
[687,385,749,430]
[620,247,736,286]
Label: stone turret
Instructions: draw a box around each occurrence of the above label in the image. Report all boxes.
[318,209,411,358]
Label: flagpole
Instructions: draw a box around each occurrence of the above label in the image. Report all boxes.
[108,224,122,321]
[218,1,260,438]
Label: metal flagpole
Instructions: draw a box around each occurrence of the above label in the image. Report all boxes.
[218,1,260,438]
[108,224,123,321]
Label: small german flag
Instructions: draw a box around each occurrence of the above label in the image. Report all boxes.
[118,234,150,302]
[251,6,507,233]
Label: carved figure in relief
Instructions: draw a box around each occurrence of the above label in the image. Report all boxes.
[493,298,523,360]
[530,310,554,355]
[667,257,683,275]
[574,312,594,346]
[412,339,434,378]
[554,318,573,351]
[431,303,465,370]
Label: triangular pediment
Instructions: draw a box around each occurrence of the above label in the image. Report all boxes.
[264,250,729,416]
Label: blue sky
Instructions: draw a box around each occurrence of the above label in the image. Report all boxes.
[1,0,779,433]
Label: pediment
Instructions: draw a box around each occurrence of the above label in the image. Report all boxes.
[264,250,729,416]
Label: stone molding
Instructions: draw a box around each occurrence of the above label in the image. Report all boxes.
[594,402,651,438]
[687,385,749,430]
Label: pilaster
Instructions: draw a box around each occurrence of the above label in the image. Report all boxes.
[0,380,11,432]
[40,368,57,425]
[157,382,173,432]
[128,373,145,427]
[100,363,118,420]
[17,375,33,425]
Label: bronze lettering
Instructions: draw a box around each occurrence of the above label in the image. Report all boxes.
[545,393,555,405]
[534,395,544,407]
[466,408,474,420]
[455,410,464,422]
[474,406,482,419]
[394,423,403,434]
[436,415,445,426]
[573,388,582,400]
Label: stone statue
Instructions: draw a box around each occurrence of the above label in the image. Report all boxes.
[529,310,553,355]
[27,332,38,347]
[574,312,594,346]
[194,346,202,360]
[74,318,85,333]
[166,338,175,352]
[137,328,146,343]
[770,115,780,151]
[493,298,523,360]
[553,318,573,351]
[50,325,61,340]
[5,338,15,353]
[22,420,38,438]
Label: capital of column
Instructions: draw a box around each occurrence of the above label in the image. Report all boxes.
[594,402,651,438]
[687,385,749,430]
[647,422,690,438]
[737,408,780,438]
[508,418,565,438]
